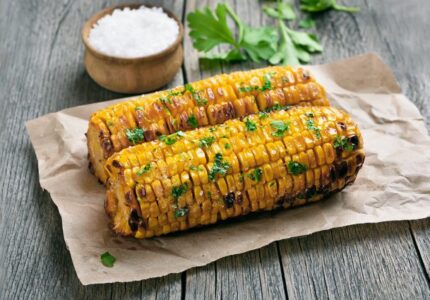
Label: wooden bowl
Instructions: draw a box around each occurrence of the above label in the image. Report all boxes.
[82,4,184,94]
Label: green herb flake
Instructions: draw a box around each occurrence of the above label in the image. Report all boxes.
[190,165,203,171]
[185,83,207,106]
[136,163,152,176]
[259,111,269,119]
[209,127,216,133]
[159,131,185,145]
[172,183,188,200]
[270,120,290,137]
[244,118,257,132]
[100,252,116,268]
[159,96,172,105]
[239,85,260,93]
[199,136,216,148]
[135,106,144,111]
[305,112,314,118]
[126,128,145,145]
[187,114,199,128]
[287,161,308,175]
[333,135,354,151]
[261,72,275,92]
[266,103,291,112]
[224,143,231,149]
[306,119,321,139]
[239,172,244,183]
[247,168,263,182]
[174,207,189,218]
[209,153,230,181]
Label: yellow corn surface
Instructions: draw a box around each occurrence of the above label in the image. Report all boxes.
[105,106,364,238]
[88,66,330,183]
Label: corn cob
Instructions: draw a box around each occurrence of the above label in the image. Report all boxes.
[88,66,330,183]
[105,106,364,238]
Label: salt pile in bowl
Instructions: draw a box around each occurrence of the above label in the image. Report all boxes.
[88,6,179,58]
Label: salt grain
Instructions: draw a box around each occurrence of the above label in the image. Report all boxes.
[88,6,179,58]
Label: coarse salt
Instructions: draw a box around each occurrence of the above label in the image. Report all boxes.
[88,6,179,58]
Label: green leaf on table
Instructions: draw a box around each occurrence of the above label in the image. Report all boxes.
[300,0,360,13]
[100,252,116,267]
[299,18,316,29]
[263,2,296,20]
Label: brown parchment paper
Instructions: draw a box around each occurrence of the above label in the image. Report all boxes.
[26,53,430,285]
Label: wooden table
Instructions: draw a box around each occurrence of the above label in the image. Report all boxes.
[1,0,429,298]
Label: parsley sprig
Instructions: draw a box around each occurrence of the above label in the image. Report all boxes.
[247,168,263,182]
[333,135,355,151]
[136,163,152,176]
[287,161,308,175]
[125,128,145,145]
[209,153,230,181]
[300,0,360,13]
[159,131,185,145]
[271,120,290,137]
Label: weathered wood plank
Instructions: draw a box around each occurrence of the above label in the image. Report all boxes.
[0,0,184,299]
[279,222,430,299]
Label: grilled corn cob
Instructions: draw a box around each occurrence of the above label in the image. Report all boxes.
[88,66,330,183]
[105,106,364,238]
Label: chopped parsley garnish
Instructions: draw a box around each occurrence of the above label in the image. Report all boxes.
[207,191,212,199]
[159,131,185,145]
[265,103,292,112]
[244,118,257,131]
[247,168,263,182]
[239,172,244,182]
[159,96,172,105]
[259,111,269,119]
[269,181,276,187]
[125,128,145,145]
[172,183,188,200]
[199,136,216,148]
[135,106,144,111]
[190,165,203,171]
[168,90,183,97]
[174,207,189,218]
[238,85,260,93]
[100,252,116,268]
[209,153,230,181]
[224,143,231,149]
[305,112,314,118]
[270,120,290,137]
[334,135,355,151]
[306,119,321,139]
[287,161,307,175]
[136,163,152,176]
[209,127,216,132]
[261,72,275,92]
[187,114,198,128]
[184,83,208,106]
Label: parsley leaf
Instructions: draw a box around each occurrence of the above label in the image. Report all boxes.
[306,119,321,139]
[209,153,230,181]
[247,168,263,182]
[135,106,144,111]
[265,103,292,112]
[100,252,116,268]
[125,128,145,145]
[184,84,207,106]
[199,136,216,148]
[333,135,355,151]
[187,114,198,128]
[263,2,296,20]
[159,131,184,145]
[172,183,188,200]
[174,207,189,218]
[187,3,277,63]
[299,18,316,29]
[259,111,269,119]
[300,0,360,13]
[287,161,308,175]
[136,163,152,176]
[244,118,257,131]
[271,120,290,137]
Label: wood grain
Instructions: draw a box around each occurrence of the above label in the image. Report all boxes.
[0,0,429,299]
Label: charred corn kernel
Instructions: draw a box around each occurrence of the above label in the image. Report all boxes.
[105,106,364,238]
[89,67,330,183]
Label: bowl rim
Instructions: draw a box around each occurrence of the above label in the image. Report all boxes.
[81,3,184,63]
